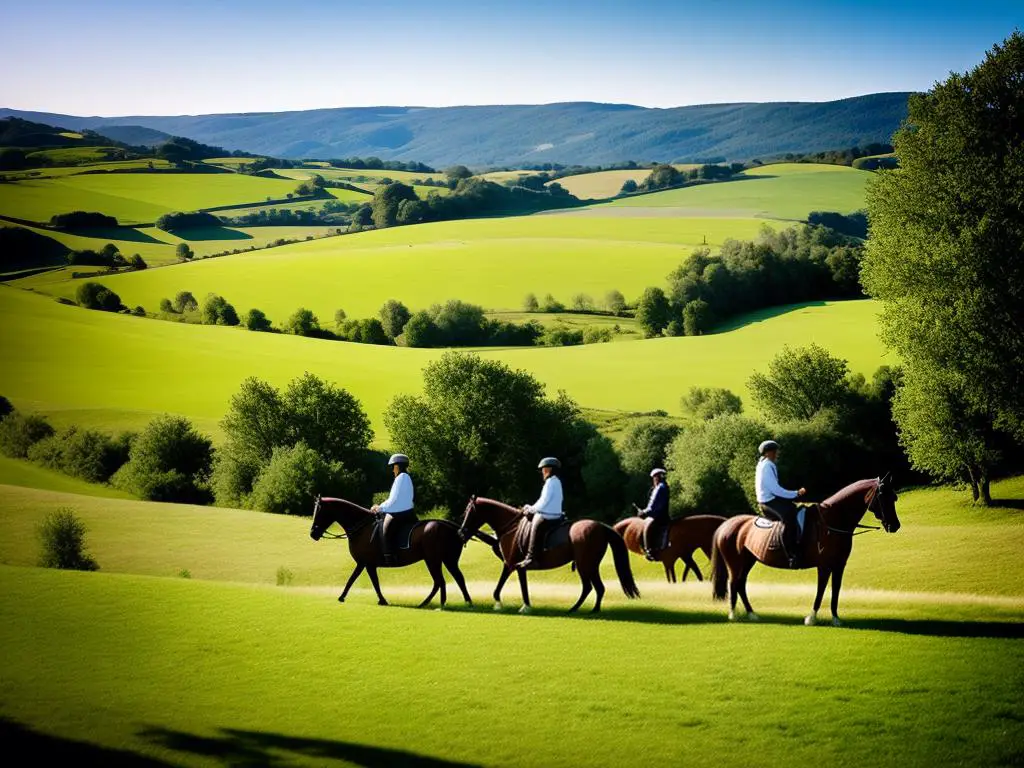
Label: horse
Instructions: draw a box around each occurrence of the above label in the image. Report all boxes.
[613,515,726,582]
[710,475,900,626]
[309,495,472,609]
[458,496,640,613]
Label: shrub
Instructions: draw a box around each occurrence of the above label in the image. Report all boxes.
[159,298,174,313]
[680,387,743,421]
[378,299,411,340]
[0,396,12,421]
[541,326,584,346]
[0,412,55,458]
[129,254,147,270]
[337,317,389,345]
[523,293,540,312]
[27,427,132,483]
[333,308,347,329]
[619,179,638,194]
[571,293,595,312]
[175,242,194,261]
[173,291,198,313]
[132,305,146,317]
[247,442,358,515]
[605,289,626,316]
[76,282,121,312]
[201,294,240,326]
[540,293,565,313]
[245,308,272,331]
[38,508,98,571]
[156,211,222,231]
[112,415,213,503]
[284,307,320,337]
[582,326,612,344]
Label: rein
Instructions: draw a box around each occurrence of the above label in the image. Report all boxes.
[818,482,884,536]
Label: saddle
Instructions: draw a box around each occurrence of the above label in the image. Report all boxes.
[513,517,571,558]
[747,507,818,563]
[372,513,421,550]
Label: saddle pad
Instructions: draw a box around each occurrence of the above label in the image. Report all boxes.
[746,518,785,560]
[513,518,571,558]
[373,516,422,549]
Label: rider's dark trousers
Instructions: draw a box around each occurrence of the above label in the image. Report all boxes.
[758,498,801,559]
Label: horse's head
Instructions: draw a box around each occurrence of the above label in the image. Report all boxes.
[458,495,480,542]
[870,474,901,533]
[309,494,328,541]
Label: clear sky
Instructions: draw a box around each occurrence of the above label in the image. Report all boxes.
[1,0,1020,115]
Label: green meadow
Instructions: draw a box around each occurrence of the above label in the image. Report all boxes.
[0,287,886,437]
[606,163,869,219]
[0,476,1021,767]
[23,215,772,318]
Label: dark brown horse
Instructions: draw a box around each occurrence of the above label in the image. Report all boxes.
[710,476,900,626]
[310,496,471,609]
[613,515,726,582]
[458,496,640,613]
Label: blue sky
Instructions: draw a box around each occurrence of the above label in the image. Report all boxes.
[1,0,1020,115]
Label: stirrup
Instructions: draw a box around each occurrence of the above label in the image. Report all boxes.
[516,556,534,569]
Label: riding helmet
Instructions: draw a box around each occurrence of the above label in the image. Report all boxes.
[650,468,667,478]
[388,453,410,466]
[537,457,561,470]
[758,440,780,456]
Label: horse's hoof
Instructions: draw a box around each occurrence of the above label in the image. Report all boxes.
[434,605,445,612]
[377,600,388,607]
[832,616,842,627]
[518,605,532,615]
[337,596,345,603]
[728,611,737,621]
[804,613,817,626]
[493,602,504,612]
[748,612,760,622]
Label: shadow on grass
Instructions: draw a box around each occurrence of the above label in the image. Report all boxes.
[712,300,829,333]
[392,602,1024,639]
[0,717,172,766]
[139,726,481,767]
[175,226,254,242]
[67,227,163,244]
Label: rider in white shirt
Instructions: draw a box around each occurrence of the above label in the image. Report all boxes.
[371,453,415,564]
[755,440,806,568]
[516,457,565,569]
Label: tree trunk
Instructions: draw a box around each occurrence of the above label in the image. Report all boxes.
[979,475,992,507]
[967,466,981,502]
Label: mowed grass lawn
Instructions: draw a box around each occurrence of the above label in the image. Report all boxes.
[0,287,888,437]
[26,215,772,318]
[0,173,301,225]
[604,163,869,220]
[0,478,1021,767]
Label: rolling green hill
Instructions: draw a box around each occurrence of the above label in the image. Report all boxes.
[0,287,888,438]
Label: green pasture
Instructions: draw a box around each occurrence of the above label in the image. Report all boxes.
[1,158,174,181]
[24,146,116,164]
[5,222,342,268]
[605,163,869,220]
[0,287,888,438]
[0,173,301,225]
[23,215,772,318]
[489,311,644,341]
[0,458,134,499]
[0,475,1021,767]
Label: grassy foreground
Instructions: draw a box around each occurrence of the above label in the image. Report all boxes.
[0,471,1022,767]
[0,287,888,437]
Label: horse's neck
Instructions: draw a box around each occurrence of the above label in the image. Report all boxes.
[481,501,520,534]
[822,489,872,529]
[329,500,372,532]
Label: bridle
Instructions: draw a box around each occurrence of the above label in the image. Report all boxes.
[821,477,888,536]
[459,497,523,542]
[310,497,373,541]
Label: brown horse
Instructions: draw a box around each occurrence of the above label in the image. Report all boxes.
[458,496,640,613]
[309,496,471,609]
[613,515,726,582]
[710,476,900,626]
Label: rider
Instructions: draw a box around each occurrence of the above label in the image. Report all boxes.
[635,468,670,561]
[516,457,565,569]
[755,440,806,568]
[371,453,415,565]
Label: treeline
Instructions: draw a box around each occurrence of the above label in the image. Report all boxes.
[754,143,893,167]
[67,244,146,270]
[319,157,435,173]
[633,224,864,337]
[629,163,744,194]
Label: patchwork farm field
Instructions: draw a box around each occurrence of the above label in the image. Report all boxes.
[0,477,1021,767]
[0,286,888,437]
[22,215,773,318]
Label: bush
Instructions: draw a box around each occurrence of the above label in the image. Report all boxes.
[76,282,121,312]
[112,415,213,503]
[38,508,98,571]
[175,242,194,261]
[201,294,240,326]
[247,442,358,515]
[156,211,222,231]
[605,289,626,316]
[680,387,743,421]
[582,326,612,344]
[0,396,12,421]
[129,254,147,270]
[523,293,540,312]
[619,179,638,194]
[132,305,146,317]
[49,211,118,230]
[159,298,174,313]
[27,427,132,483]
[245,308,272,331]
[284,307,320,337]
[333,308,347,329]
[0,412,55,458]
[173,291,198,313]
[540,294,565,313]
[541,326,584,346]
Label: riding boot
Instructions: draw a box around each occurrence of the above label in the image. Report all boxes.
[516,514,545,569]
[784,523,800,569]
[642,517,656,561]
[381,514,396,566]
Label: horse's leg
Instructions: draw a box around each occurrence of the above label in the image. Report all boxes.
[419,559,444,609]
[684,553,703,582]
[806,566,832,626]
[517,568,532,614]
[568,569,593,613]
[493,564,512,611]
[664,559,676,583]
[737,553,758,620]
[590,567,606,613]
[338,563,364,603]
[366,566,387,606]
[829,563,847,627]
[444,557,472,605]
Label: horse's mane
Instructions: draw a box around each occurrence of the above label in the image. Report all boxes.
[320,497,371,513]
[820,478,878,510]
[474,497,520,513]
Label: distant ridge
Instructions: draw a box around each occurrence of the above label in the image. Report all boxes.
[0,93,910,166]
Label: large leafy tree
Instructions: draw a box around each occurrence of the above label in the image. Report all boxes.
[861,32,1024,504]
[747,344,849,422]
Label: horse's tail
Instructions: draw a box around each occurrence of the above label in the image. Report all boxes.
[605,525,640,599]
[710,526,729,602]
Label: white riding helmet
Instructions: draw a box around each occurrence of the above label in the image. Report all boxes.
[758,440,780,456]
[650,468,667,478]
[537,457,561,470]
[388,453,410,466]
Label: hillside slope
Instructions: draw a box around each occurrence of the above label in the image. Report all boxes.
[0,93,910,166]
